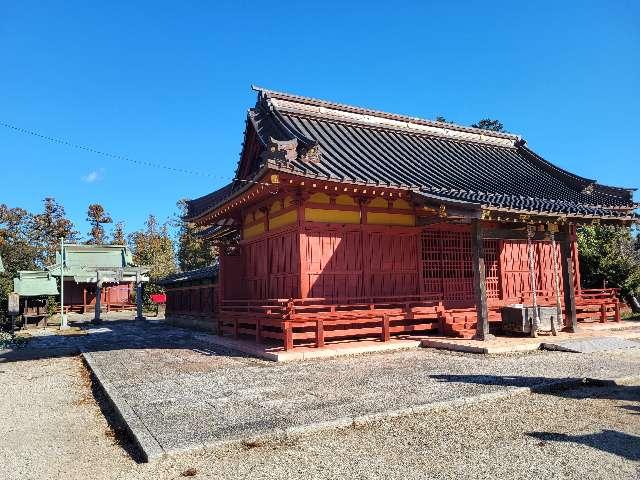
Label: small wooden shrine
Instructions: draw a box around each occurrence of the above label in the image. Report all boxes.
[180,87,636,349]
[48,244,148,314]
[13,270,59,327]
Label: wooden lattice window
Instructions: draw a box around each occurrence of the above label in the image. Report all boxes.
[484,239,500,299]
[421,230,501,302]
[421,231,444,297]
[421,230,473,301]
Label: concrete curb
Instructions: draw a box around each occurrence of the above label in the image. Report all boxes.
[421,329,640,355]
[193,332,423,362]
[80,350,165,462]
[83,353,640,462]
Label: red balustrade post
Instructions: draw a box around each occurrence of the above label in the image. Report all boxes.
[316,319,324,348]
[284,320,293,350]
[382,314,390,342]
[255,317,262,343]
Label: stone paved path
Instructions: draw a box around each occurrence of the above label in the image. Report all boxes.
[3,319,640,458]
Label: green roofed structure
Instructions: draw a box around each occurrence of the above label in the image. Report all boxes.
[12,270,59,328]
[14,270,59,296]
[46,244,150,322]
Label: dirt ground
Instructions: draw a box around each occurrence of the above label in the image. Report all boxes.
[1,354,638,480]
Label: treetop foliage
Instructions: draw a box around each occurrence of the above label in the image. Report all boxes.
[175,199,216,272]
[432,116,506,133]
[86,203,113,245]
[471,118,505,132]
[577,224,640,298]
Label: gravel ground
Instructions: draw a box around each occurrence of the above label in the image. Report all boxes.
[83,331,640,456]
[0,354,638,479]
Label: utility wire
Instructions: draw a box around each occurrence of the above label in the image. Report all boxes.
[0,120,273,187]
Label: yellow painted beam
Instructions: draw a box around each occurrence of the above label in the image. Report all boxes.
[243,222,265,239]
[305,208,360,224]
[309,192,331,204]
[269,209,298,230]
[367,212,415,226]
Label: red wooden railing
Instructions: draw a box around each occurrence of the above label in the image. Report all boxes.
[219,294,449,349]
[217,288,624,350]
[519,288,621,323]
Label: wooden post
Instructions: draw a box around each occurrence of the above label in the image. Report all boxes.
[381,314,390,342]
[233,316,239,338]
[106,287,111,313]
[284,320,293,350]
[93,273,102,324]
[82,286,87,314]
[526,225,540,338]
[471,219,492,340]
[255,317,262,343]
[560,224,578,332]
[135,280,145,321]
[614,300,621,322]
[217,316,224,337]
[436,302,445,335]
[600,303,607,323]
[316,318,325,347]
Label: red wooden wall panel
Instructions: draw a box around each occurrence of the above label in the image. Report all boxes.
[304,227,363,299]
[267,229,300,299]
[366,230,419,297]
[301,226,420,300]
[220,255,244,300]
[500,239,572,301]
[224,219,582,304]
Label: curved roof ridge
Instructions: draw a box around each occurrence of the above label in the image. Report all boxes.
[253,85,520,143]
[518,146,634,201]
[423,185,632,210]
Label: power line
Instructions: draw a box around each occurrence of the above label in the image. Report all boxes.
[0,120,273,187]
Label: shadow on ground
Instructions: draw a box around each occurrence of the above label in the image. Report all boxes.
[430,373,640,401]
[0,318,256,364]
[528,430,640,461]
[432,373,640,461]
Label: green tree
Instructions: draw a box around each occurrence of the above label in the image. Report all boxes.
[86,204,113,244]
[31,197,77,266]
[435,116,450,123]
[129,215,177,310]
[0,205,38,319]
[175,199,216,271]
[129,215,176,280]
[577,224,640,304]
[471,118,505,132]
[111,221,126,245]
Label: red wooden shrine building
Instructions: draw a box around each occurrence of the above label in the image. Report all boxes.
[174,87,636,349]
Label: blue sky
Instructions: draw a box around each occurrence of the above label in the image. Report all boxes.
[1,1,638,239]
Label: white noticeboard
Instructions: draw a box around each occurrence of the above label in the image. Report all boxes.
[8,293,19,315]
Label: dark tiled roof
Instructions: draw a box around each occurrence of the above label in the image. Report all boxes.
[186,183,234,221]
[157,265,219,286]
[186,88,636,220]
